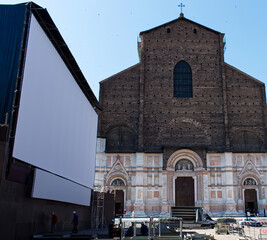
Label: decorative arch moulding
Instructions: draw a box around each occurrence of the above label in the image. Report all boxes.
[167,149,203,169]
[106,172,129,186]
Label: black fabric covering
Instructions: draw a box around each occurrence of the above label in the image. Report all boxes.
[0,4,27,124]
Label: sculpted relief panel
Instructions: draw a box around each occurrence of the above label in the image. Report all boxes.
[175,159,194,171]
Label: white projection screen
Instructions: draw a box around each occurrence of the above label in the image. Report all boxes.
[32,169,92,206]
[12,14,97,205]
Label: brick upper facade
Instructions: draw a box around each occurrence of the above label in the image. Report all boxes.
[98,14,267,156]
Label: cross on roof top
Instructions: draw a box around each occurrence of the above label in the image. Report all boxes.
[178,2,185,14]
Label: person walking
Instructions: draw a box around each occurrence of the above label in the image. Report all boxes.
[51,212,58,233]
[72,211,79,233]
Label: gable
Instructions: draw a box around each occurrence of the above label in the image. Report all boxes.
[140,15,222,37]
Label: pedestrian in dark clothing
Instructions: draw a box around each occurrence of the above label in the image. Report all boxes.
[108,220,115,238]
[140,222,148,236]
[125,222,134,237]
[72,211,78,233]
[51,212,58,232]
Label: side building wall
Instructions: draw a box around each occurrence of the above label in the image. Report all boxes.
[0,126,92,240]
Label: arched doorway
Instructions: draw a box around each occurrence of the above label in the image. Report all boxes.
[111,178,125,217]
[113,190,124,217]
[245,189,257,214]
[175,177,195,206]
[243,178,258,215]
[167,149,203,208]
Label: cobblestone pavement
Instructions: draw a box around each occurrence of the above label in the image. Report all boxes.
[195,226,267,240]
[195,228,243,240]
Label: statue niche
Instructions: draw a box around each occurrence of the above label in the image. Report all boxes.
[243,178,257,185]
[111,178,125,186]
[175,159,194,171]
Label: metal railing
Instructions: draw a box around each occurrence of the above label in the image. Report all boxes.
[116,217,183,239]
[230,223,267,240]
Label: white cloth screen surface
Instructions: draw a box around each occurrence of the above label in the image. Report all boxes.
[13,15,97,189]
[32,169,91,206]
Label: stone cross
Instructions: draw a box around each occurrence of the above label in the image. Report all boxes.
[178,3,185,13]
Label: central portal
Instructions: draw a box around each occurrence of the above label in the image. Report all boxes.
[175,177,195,206]
[244,189,258,214]
[114,190,124,218]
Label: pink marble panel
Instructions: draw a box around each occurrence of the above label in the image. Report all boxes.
[217,191,222,198]
[154,156,159,167]
[154,191,159,198]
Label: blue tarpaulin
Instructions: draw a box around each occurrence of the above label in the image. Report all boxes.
[0,4,28,124]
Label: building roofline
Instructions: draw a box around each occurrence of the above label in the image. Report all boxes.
[140,15,222,35]
[100,63,140,84]
[225,62,265,86]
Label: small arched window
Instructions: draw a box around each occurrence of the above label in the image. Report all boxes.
[173,61,192,98]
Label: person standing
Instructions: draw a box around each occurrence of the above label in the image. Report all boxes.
[51,212,58,232]
[125,222,134,237]
[108,219,115,238]
[247,209,251,220]
[140,222,148,236]
[72,211,79,233]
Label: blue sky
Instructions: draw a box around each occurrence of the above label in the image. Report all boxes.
[1,0,267,99]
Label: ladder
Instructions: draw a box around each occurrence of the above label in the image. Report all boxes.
[95,191,105,229]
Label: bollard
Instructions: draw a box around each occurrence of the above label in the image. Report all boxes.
[159,220,161,237]
[180,219,183,240]
[148,221,151,240]
[120,216,123,240]
[120,221,124,240]
[153,221,155,238]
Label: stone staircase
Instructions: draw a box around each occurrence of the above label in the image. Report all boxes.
[170,206,203,222]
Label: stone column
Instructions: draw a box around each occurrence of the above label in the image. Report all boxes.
[159,170,171,217]
[224,153,239,215]
[132,153,146,217]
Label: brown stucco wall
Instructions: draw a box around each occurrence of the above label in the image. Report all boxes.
[0,126,92,240]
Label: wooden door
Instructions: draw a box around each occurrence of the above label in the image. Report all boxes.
[175,177,194,206]
[114,190,124,217]
[245,189,258,214]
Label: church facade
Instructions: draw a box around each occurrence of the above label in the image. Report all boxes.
[95,14,267,217]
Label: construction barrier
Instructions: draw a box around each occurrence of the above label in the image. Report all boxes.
[235,224,267,240]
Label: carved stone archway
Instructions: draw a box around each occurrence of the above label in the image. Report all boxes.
[240,174,261,216]
[166,149,205,208]
[106,174,128,218]
[167,149,203,170]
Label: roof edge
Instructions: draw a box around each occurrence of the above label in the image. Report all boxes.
[140,15,222,35]
[100,63,140,84]
[225,62,265,86]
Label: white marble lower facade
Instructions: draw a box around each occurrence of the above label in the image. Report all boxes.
[95,138,267,217]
